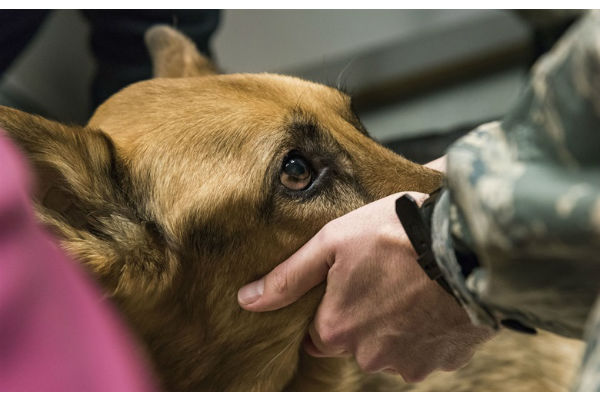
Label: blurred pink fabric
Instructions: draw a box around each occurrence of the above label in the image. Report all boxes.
[0,132,155,391]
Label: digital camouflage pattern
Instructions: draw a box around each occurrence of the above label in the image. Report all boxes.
[576,297,600,391]
[431,11,600,390]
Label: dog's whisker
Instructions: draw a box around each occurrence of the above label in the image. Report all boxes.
[335,57,357,93]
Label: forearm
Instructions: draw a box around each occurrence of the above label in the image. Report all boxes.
[429,11,600,339]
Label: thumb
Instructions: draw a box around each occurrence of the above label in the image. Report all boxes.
[238,228,333,312]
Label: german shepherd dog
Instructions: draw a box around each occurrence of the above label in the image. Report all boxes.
[0,26,583,391]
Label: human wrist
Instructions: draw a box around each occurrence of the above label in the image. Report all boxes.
[395,188,455,298]
[425,155,447,174]
[402,191,429,207]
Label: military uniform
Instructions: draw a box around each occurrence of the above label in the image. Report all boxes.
[430,11,600,391]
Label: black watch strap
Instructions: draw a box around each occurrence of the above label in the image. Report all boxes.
[395,189,456,299]
[396,191,538,335]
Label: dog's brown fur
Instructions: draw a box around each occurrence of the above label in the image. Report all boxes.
[0,26,583,391]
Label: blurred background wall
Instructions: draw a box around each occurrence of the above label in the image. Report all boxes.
[0,9,579,162]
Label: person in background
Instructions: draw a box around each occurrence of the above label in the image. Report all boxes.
[238,10,600,390]
[0,132,156,390]
[0,10,220,111]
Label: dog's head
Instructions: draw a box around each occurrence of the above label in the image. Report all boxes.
[0,26,442,390]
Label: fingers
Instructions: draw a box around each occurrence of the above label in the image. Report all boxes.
[302,334,326,358]
[303,322,348,358]
[237,228,333,311]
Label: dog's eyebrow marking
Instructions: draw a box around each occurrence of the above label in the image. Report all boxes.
[286,110,352,156]
[286,112,322,141]
[286,108,369,149]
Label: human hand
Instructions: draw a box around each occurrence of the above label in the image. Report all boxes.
[237,160,493,382]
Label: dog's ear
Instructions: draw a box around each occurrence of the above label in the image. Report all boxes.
[0,106,124,219]
[0,106,169,299]
[145,25,218,78]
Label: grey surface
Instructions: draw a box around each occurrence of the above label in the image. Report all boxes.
[277,11,528,95]
[213,10,486,74]
[362,67,527,142]
[0,10,529,140]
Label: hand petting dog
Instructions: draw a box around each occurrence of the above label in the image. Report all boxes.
[238,157,494,383]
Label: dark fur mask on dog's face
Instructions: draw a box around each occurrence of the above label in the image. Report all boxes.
[0,26,441,390]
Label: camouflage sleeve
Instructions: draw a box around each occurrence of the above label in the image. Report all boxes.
[430,10,600,389]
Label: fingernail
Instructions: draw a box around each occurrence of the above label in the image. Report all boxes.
[238,279,264,305]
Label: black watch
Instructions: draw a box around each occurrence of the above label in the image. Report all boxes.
[394,189,456,299]
[396,192,538,334]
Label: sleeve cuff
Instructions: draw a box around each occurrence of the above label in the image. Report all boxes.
[430,189,500,330]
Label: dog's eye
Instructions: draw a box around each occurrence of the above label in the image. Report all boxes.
[280,154,312,190]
